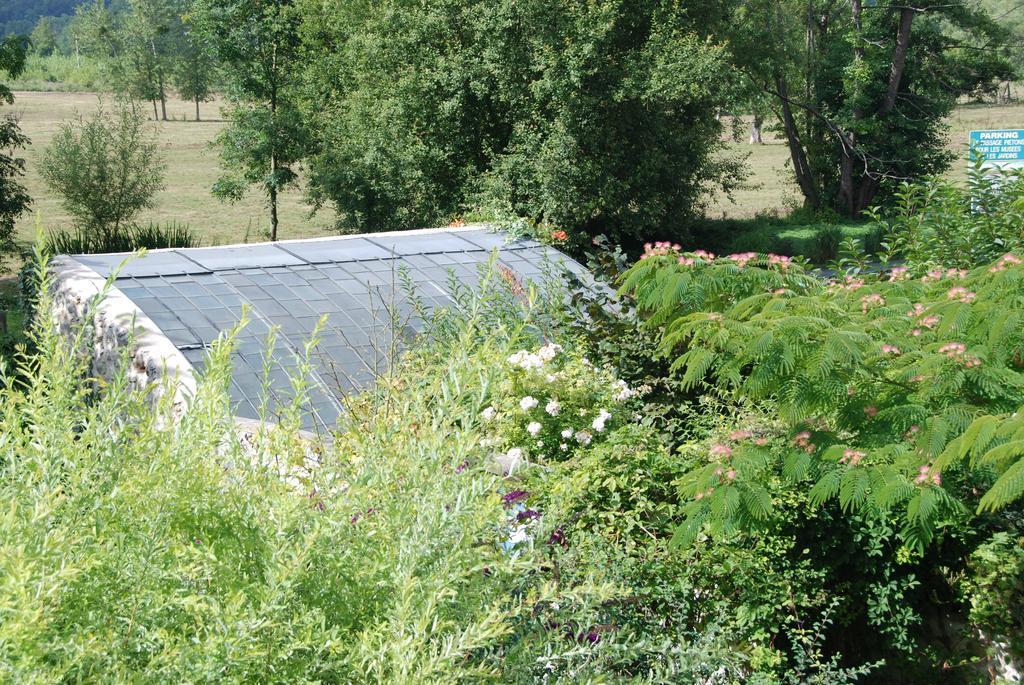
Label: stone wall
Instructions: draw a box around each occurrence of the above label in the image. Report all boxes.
[50,256,198,426]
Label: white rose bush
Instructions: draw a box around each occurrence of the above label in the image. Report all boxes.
[477,342,641,470]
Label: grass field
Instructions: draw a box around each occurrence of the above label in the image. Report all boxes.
[9,91,337,250]
[6,90,1024,252]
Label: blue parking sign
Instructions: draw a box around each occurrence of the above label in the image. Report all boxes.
[970,129,1024,169]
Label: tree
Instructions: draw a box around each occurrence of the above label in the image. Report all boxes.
[726,0,1015,218]
[172,18,216,122]
[191,0,306,241]
[40,101,166,238]
[0,36,31,251]
[75,0,179,121]
[30,17,59,57]
[298,0,744,244]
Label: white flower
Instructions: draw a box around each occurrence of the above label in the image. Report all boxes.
[536,440,544,447]
[537,342,562,362]
[575,430,593,445]
[527,421,542,436]
[561,428,574,439]
[520,396,539,411]
[481,406,496,421]
[546,399,561,416]
[559,443,568,451]
[507,350,543,370]
[592,409,612,433]
[545,374,557,383]
[613,379,634,402]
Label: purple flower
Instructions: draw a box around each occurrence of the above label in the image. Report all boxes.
[516,508,541,522]
[455,460,470,474]
[502,490,530,506]
[547,528,566,546]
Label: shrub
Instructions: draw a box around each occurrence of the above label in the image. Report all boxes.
[869,164,1024,270]
[0,260,631,682]
[40,100,166,238]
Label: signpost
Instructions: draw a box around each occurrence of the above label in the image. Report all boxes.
[969,129,1024,171]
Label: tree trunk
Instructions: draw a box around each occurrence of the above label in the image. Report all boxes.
[195,97,201,122]
[775,75,820,209]
[749,115,763,144]
[269,184,279,242]
[269,146,279,241]
[152,98,158,121]
[159,81,168,121]
[882,8,914,116]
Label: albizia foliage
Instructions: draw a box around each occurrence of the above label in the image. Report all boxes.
[621,248,1024,549]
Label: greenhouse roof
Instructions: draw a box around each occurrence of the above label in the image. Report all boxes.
[64,227,587,432]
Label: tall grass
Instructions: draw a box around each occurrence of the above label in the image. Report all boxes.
[43,221,199,255]
[0,257,625,682]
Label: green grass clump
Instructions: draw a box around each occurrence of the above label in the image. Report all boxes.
[43,221,200,255]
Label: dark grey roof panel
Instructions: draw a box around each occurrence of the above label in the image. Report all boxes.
[185,244,305,271]
[76,251,206,278]
[367,232,480,255]
[71,229,592,432]
[281,237,395,263]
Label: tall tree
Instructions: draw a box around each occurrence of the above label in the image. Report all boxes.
[297,0,744,243]
[172,17,216,122]
[30,17,59,57]
[0,36,31,251]
[191,0,306,241]
[75,0,178,121]
[726,0,1015,217]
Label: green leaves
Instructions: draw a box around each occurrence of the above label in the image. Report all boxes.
[624,249,1024,550]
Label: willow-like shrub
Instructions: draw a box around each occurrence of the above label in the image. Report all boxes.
[0,265,627,682]
[621,247,1024,550]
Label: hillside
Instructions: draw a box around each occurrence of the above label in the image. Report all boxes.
[1,1,79,36]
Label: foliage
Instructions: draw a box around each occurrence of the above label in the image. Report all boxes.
[29,17,58,57]
[43,221,198,254]
[191,0,306,241]
[621,246,1024,551]
[869,164,1024,270]
[298,0,745,243]
[0,35,31,253]
[40,100,165,237]
[0,257,628,682]
[959,532,1024,659]
[726,0,1015,217]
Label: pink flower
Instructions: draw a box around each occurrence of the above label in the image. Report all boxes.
[767,253,792,270]
[881,344,901,355]
[754,437,769,446]
[709,443,733,458]
[725,469,737,481]
[990,253,1022,273]
[947,287,976,303]
[860,293,885,313]
[840,449,866,466]
[729,430,753,442]
[726,252,757,268]
[864,405,878,418]
[920,315,940,329]
[888,266,909,282]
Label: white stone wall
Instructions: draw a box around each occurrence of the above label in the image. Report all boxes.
[49,256,198,426]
